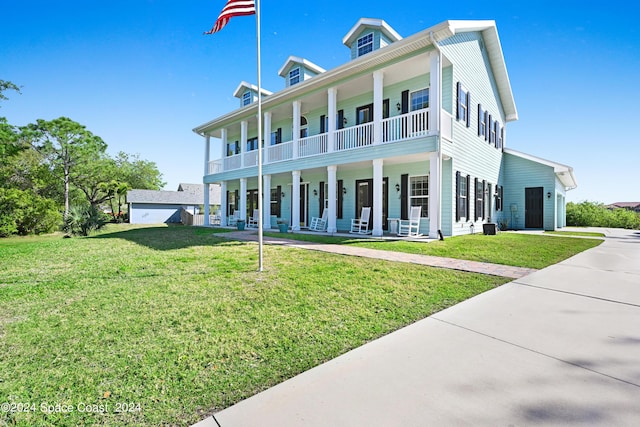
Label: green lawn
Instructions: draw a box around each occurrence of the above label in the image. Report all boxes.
[0,225,509,426]
[545,230,606,238]
[265,231,602,269]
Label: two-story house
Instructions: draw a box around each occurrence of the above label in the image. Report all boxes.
[193,18,576,238]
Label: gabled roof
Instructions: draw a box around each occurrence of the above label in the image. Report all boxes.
[430,20,518,122]
[127,184,221,205]
[232,81,273,99]
[194,19,518,136]
[342,18,402,47]
[504,148,577,190]
[277,56,326,77]
[608,202,640,209]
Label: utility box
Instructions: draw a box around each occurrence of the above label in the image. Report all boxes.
[483,223,497,235]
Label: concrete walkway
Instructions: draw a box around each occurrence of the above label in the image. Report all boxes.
[218,229,537,279]
[196,227,640,426]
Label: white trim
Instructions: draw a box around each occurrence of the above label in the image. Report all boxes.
[277,56,326,77]
[232,81,273,99]
[342,18,402,47]
[504,148,577,189]
[409,87,430,111]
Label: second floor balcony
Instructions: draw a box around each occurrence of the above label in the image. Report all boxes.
[208,108,452,175]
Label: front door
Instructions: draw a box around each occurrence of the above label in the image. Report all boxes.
[525,187,544,228]
[247,189,259,219]
[291,183,309,228]
[355,178,388,230]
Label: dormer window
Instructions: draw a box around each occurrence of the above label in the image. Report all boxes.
[357,33,374,57]
[242,91,251,106]
[289,67,300,86]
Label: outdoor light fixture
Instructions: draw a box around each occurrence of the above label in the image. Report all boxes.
[343,117,348,125]
[395,183,400,192]
[396,102,401,111]
[342,187,347,195]
[547,191,552,199]
[313,189,318,196]
[281,192,285,198]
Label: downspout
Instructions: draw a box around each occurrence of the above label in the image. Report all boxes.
[430,31,444,240]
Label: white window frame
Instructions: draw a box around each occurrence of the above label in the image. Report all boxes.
[409,175,429,218]
[357,32,374,57]
[410,88,429,111]
[459,175,468,220]
[288,67,300,86]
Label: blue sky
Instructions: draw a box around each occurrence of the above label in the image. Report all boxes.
[1,1,637,203]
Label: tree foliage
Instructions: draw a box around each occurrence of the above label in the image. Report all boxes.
[0,188,61,236]
[566,201,640,229]
[21,117,107,218]
[62,205,108,236]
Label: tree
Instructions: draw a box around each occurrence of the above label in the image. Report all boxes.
[113,151,165,190]
[99,179,131,221]
[0,79,21,104]
[21,117,107,218]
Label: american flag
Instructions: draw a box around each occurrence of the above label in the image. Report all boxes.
[205,0,256,34]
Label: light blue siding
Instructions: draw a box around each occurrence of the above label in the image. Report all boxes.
[502,153,558,231]
[130,204,190,224]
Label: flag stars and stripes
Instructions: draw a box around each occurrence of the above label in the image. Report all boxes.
[205,0,256,34]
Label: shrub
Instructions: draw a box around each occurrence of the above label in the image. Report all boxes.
[0,188,61,236]
[567,201,640,229]
[63,205,108,236]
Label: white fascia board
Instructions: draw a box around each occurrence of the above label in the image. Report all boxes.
[277,56,326,77]
[232,81,273,99]
[504,148,577,190]
[342,17,403,47]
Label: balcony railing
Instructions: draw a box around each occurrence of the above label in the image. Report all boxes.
[208,109,433,174]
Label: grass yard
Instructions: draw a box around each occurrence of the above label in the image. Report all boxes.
[265,231,602,269]
[545,230,606,238]
[0,225,509,426]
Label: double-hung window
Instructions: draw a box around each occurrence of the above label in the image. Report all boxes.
[357,33,374,57]
[475,178,484,221]
[410,89,429,111]
[242,91,251,106]
[288,67,300,86]
[409,175,429,217]
[456,82,470,127]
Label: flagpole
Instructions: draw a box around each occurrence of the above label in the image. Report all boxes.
[256,0,264,272]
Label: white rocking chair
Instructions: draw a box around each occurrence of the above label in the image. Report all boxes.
[227,211,239,227]
[247,209,259,228]
[398,206,422,237]
[350,206,371,234]
[309,209,328,232]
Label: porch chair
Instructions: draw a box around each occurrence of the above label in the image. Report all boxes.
[247,209,259,228]
[309,209,328,232]
[398,206,422,237]
[350,206,371,234]
[227,211,239,227]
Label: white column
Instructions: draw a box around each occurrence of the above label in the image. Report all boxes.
[239,178,247,220]
[264,111,272,163]
[429,152,441,239]
[240,120,248,168]
[373,70,384,145]
[221,128,228,159]
[204,135,211,176]
[372,159,384,237]
[263,174,272,229]
[292,170,301,231]
[292,101,301,159]
[327,88,337,153]
[203,135,211,226]
[204,183,210,226]
[430,50,441,134]
[220,181,228,226]
[327,165,337,233]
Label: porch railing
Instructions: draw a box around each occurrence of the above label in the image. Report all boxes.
[335,122,374,151]
[210,109,434,174]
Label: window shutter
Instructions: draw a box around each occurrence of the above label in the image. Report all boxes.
[234,190,239,213]
[320,115,326,134]
[488,115,493,143]
[319,181,325,215]
[500,186,504,211]
[484,111,489,141]
[474,177,479,221]
[477,104,482,136]
[466,92,471,128]
[337,109,344,130]
[456,82,461,120]
[482,180,487,220]
[401,174,409,219]
[337,179,343,219]
[226,190,230,216]
[383,99,390,119]
[466,175,471,220]
[455,171,461,222]
[401,90,409,114]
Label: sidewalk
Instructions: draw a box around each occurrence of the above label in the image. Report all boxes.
[196,228,640,426]
[218,229,537,279]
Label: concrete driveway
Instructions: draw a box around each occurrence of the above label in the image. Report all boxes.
[197,228,640,426]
